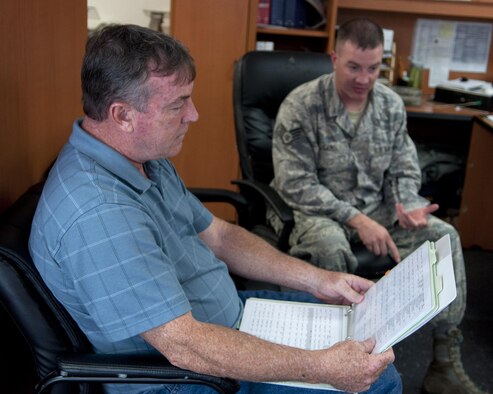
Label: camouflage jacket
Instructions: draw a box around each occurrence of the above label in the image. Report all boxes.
[270,73,429,225]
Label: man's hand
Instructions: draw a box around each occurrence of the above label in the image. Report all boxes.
[347,214,401,262]
[144,311,395,392]
[311,270,375,305]
[395,203,439,229]
[319,338,395,392]
[201,217,375,305]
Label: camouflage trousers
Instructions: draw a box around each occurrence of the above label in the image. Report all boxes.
[271,210,466,329]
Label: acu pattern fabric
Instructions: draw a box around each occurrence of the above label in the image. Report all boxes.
[269,72,466,329]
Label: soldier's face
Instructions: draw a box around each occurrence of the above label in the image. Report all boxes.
[331,40,383,110]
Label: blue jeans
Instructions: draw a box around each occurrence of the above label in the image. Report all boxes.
[140,290,402,394]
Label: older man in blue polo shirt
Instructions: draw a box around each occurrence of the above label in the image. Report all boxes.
[29,24,401,394]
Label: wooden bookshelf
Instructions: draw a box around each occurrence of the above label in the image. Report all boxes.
[248,0,493,83]
[338,0,493,19]
[335,0,493,81]
[256,25,328,38]
[247,0,337,52]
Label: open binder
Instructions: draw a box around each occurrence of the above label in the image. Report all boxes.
[239,234,457,389]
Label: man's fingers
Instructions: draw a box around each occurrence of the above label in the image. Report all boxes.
[388,240,401,262]
[378,347,396,366]
[395,203,413,228]
[405,214,419,227]
[425,204,439,214]
[342,283,366,304]
[360,337,377,354]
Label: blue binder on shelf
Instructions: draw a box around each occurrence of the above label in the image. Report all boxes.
[269,0,285,26]
[284,0,306,28]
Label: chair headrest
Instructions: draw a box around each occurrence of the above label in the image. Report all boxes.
[237,50,333,119]
[233,50,333,183]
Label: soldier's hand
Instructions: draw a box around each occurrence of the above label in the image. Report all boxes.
[395,203,439,229]
[347,214,401,262]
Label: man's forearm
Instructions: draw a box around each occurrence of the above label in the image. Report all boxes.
[201,217,322,293]
[141,311,391,393]
[142,312,319,383]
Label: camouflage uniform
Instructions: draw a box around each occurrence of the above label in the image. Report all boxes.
[269,73,465,329]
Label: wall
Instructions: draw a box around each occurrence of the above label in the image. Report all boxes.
[87,0,170,31]
[0,0,87,213]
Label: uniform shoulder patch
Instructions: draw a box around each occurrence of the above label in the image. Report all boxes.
[281,128,302,145]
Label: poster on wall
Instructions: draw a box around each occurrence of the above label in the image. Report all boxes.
[411,19,492,86]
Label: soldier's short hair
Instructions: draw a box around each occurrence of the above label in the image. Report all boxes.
[336,18,384,52]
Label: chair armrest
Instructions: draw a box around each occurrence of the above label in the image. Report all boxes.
[188,187,249,218]
[231,180,293,251]
[37,353,239,394]
[231,180,293,224]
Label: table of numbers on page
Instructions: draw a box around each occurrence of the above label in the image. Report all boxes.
[240,299,348,350]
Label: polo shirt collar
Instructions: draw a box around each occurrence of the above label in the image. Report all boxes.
[69,119,153,193]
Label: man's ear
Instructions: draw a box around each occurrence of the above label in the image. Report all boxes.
[330,50,337,66]
[109,102,134,132]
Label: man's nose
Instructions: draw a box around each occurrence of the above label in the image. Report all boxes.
[355,71,371,84]
[185,100,199,123]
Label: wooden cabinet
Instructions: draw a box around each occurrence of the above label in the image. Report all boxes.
[170,0,251,221]
[0,0,87,213]
[457,116,493,250]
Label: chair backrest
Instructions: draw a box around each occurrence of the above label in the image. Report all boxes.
[0,183,93,393]
[233,50,333,184]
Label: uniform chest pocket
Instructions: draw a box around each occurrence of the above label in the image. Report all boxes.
[318,141,352,175]
[369,143,392,172]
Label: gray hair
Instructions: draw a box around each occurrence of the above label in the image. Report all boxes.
[82,24,196,121]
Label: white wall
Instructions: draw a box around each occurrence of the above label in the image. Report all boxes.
[87,0,170,31]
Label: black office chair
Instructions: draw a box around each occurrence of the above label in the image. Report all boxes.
[232,50,396,279]
[0,182,240,394]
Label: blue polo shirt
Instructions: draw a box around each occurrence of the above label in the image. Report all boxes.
[29,120,242,357]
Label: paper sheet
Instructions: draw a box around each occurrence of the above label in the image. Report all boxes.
[239,299,349,391]
[352,241,435,353]
[239,299,348,350]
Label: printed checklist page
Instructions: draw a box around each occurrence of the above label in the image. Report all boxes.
[239,298,349,350]
[351,241,435,353]
[239,298,350,391]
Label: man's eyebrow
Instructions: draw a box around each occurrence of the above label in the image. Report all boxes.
[167,95,191,106]
[347,60,381,69]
